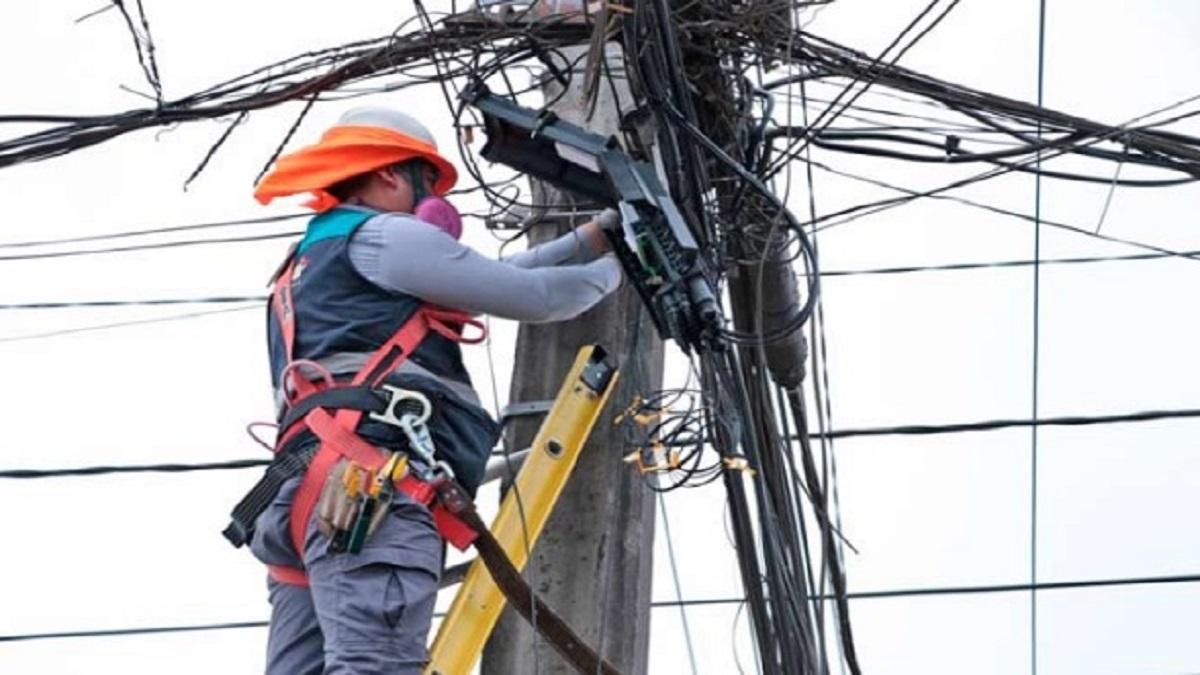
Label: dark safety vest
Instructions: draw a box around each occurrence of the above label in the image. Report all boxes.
[266,207,499,494]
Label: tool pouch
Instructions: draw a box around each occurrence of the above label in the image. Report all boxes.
[316,454,407,554]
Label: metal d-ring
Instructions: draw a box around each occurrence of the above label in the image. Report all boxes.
[369,386,431,428]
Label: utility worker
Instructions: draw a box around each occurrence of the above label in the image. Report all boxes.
[246,107,622,674]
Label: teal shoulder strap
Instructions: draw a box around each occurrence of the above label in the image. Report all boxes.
[297,208,376,254]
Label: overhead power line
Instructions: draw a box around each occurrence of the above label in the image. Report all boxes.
[818,407,1200,440]
[6,572,1198,644]
[840,573,1200,600]
[0,305,259,343]
[0,620,270,644]
[0,458,271,479]
[0,295,266,310]
[667,572,1200,603]
[675,572,1200,603]
[0,231,300,261]
[5,405,1199,480]
[2,246,1198,313]
[822,249,1200,278]
[0,213,306,250]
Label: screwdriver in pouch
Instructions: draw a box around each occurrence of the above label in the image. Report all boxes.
[328,463,368,553]
[344,451,409,554]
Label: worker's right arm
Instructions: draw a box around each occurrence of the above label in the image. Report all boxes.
[350,214,622,323]
[500,211,615,269]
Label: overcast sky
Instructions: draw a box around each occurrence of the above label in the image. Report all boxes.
[2,1,1199,673]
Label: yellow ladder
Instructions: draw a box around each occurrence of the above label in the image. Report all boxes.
[425,344,620,675]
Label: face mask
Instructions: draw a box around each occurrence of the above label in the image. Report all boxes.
[414,195,463,240]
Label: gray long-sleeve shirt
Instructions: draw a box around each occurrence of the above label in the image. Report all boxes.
[346,210,621,322]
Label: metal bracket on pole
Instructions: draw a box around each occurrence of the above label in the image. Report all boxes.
[425,344,620,675]
[498,399,556,425]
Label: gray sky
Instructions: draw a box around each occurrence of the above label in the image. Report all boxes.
[1,1,1198,673]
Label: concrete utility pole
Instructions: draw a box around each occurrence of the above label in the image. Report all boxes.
[483,41,663,675]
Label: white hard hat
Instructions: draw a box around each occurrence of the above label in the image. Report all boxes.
[337,107,439,149]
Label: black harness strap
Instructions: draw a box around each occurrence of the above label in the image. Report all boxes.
[222,446,315,548]
[278,386,388,432]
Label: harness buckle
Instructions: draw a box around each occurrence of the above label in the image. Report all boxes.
[427,459,456,484]
[369,386,454,483]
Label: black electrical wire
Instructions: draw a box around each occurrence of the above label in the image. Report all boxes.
[797,71,857,673]
[774,85,1039,144]
[633,6,1005,671]
[663,110,823,345]
[820,248,1200,278]
[798,130,1196,187]
[0,295,266,310]
[796,154,1197,268]
[776,32,1200,182]
[0,213,306,250]
[814,407,1200,441]
[0,304,259,343]
[648,16,755,584]
[0,404,1116,482]
[0,230,300,261]
[798,157,1200,265]
[0,621,271,644]
[838,573,1200,601]
[660,572,1200,604]
[0,459,270,479]
[765,0,965,178]
[633,1,832,665]
[695,350,783,674]
[0,17,594,169]
[786,388,860,673]
[6,572,1199,644]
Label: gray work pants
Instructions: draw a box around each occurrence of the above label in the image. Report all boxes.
[250,478,443,675]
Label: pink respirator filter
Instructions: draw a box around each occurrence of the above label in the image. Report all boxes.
[414,196,463,240]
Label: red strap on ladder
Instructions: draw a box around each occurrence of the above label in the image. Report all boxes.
[264,259,483,586]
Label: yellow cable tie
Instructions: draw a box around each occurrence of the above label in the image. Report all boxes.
[723,457,757,477]
[632,410,661,427]
[668,448,681,470]
[613,395,644,426]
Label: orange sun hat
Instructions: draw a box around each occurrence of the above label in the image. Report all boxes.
[253,107,458,212]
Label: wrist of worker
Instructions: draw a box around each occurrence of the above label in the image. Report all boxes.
[580,207,621,254]
[579,220,611,255]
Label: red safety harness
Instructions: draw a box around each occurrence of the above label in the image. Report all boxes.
[257,258,626,675]
[268,258,485,587]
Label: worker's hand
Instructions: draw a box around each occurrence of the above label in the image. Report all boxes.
[580,208,620,254]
